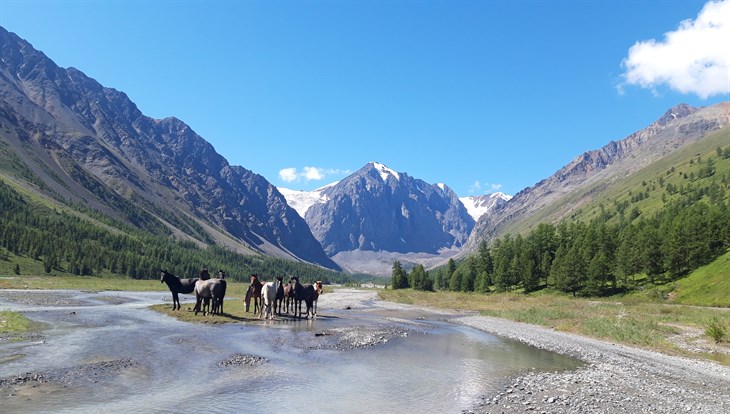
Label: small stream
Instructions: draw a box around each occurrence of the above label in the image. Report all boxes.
[0,290,580,413]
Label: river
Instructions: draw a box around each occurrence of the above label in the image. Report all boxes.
[0,289,580,413]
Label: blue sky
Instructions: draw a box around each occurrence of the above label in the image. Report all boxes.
[1,0,728,197]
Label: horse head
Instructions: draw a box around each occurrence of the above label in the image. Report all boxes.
[160,270,168,283]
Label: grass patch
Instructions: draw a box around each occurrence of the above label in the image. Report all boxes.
[0,311,31,334]
[378,289,730,359]
[670,250,730,307]
[0,275,170,291]
[705,316,727,343]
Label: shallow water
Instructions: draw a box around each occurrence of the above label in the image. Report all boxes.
[0,290,580,413]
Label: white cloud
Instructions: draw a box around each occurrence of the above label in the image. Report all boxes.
[279,167,298,182]
[277,166,352,184]
[303,166,324,181]
[620,0,730,99]
[469,180,502,194]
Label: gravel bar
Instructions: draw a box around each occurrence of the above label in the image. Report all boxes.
[456,315,730,414]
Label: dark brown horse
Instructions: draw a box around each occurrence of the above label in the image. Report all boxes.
[245,274,263,314]
[275,276,292,315]
[290,276,315,319]
[160,270,198,310]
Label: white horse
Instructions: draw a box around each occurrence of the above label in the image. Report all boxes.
[311,281,323,316]
[260,281,277,320]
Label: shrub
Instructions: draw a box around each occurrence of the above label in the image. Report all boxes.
[705,317,727,343]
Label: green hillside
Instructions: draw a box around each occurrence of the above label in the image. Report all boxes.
[427,132,730,303]
[500,126,730,238]
[670,250,730,307]
[0,177,369,284]
[573,127,730,226]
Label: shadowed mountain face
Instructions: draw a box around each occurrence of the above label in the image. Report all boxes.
[0,27,339,270]
[304,162,475,256]
[463,102,730,253]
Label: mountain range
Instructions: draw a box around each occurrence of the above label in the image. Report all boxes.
[1,26,729,277]
[0,26,338,271]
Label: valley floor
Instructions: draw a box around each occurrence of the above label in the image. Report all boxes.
[334,289,730,414]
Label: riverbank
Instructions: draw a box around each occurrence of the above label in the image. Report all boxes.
[326,289,730,414]
[457,315,729,413]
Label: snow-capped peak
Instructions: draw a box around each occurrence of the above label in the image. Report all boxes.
[437,183,446,190]
[370,162,400,181]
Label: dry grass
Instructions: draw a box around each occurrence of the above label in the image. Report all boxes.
[379,289,730,359]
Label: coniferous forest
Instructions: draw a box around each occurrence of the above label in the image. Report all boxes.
[396,146,730,296]
[0,179,357,284]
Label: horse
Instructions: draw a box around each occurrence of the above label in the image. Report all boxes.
[211,278,227,315]
[245,274,263,314]
[199,268,211,280]
[311,281,323,316]
[290,276,315,319]
[193,278,226,316]
[260,282,277,320]
[160,270,199,311]
[275,276,291,315]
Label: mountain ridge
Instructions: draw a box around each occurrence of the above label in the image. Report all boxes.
[0,26,340,270]
[463,102,730,253]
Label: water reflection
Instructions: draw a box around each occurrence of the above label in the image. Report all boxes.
[0,290,580,413]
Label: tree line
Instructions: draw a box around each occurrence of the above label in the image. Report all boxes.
[393,147,730,296]
[0,179,352,284]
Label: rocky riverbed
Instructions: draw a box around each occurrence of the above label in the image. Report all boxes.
[1,288,727,413]
[457,315,729,413]
[322,289,730,413]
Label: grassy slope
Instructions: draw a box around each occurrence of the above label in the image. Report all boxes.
[670,250,730,307]
[500,126,730,237]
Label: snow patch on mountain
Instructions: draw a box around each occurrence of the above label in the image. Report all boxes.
[371,162,400,181]
[278,182,337,218]
[460,192,512,221]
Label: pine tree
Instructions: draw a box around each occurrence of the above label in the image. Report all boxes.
[391,260,408,289]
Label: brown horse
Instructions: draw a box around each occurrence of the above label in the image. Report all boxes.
[275,276,295,315]
[245,274,263,314]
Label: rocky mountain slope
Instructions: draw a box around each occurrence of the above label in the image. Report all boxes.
[306,162,475,255]
[0,26,339,270]
[279,162,475,274]
[464,102,730,253]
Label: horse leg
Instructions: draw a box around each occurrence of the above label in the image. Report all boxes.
[193,294,201,315]
[172,292,179,311]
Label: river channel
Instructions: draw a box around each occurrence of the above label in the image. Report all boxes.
[0,289,580,413]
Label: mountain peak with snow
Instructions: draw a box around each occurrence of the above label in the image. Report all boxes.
[369,161,400,181]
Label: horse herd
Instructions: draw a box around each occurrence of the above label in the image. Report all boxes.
[159,270,323,320]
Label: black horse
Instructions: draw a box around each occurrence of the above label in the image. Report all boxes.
[290,276,315,319]
[275,275,289,315]
[160,270,199,310]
